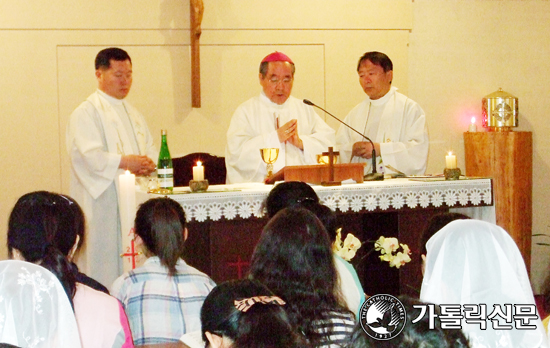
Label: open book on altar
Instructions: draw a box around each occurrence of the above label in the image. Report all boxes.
[265,163,365,185]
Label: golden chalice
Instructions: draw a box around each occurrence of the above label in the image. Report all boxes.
[260,148,279,179]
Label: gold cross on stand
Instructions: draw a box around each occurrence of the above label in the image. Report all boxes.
[321,147,341,186]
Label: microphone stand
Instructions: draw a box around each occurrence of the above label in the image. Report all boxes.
[303,99,384,181]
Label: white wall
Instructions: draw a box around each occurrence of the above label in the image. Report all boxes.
[1,0,549,292]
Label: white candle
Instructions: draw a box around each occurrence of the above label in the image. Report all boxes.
[118,170,136,272]
[193,161,204,181]
[469,117,477,132]
[445,151,457,169]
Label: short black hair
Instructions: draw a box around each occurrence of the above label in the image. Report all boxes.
[419,213,470,255]
[357,51,393,73]
[95,47,131,70]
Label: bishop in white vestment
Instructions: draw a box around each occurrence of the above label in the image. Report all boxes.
[225,51,335,183]
[67,48,157,286]
[336,52,429,176]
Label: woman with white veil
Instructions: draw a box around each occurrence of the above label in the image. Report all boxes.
[0,260,82,347]
[420,219,548,348]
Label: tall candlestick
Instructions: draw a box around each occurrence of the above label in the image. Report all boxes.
[445,151,457,169]
[118,170,137,272]
[193,161,204,181]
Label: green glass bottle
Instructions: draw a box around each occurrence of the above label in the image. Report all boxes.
[157,129,173,192]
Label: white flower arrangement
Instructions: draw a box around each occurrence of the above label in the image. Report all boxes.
[374,236,412,269]
[333,228,362,261]
[333,230,412,269]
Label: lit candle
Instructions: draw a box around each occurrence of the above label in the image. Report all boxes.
[118,170,136,272]
[445,151,457,169]
[193,161,204,181]
[469,117,477,132]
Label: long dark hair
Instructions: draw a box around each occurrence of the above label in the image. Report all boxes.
[249,207,348,345]
[134,197,186,276]
[7,191,78,306]
[201,279,307,348]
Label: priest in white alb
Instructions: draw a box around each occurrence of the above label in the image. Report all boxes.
[66,47,157,286]
[225,51,335,183]
[336,51,429,176]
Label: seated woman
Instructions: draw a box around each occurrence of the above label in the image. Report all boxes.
[111,197,216,345]
[264,181,365,316]
[0,259,82,347]
[420,219,548,348]
[50,193,110,294]
[7,191,133,348]
[250,207,356,347]
[200,279,307,348]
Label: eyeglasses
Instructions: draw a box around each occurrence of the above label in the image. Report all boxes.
[268,77,292,85]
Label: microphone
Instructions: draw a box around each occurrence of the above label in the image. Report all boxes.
[303,99,384,181]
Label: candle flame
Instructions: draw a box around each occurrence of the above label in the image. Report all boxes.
[448,151,453,156]
[197,161,202,166]
[471,116,476,124]
[125,170,131,175]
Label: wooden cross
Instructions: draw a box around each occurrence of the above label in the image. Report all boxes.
[190,0,204,108]
[321,147,341,186]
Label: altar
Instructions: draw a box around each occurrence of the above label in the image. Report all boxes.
[139,177,494,297]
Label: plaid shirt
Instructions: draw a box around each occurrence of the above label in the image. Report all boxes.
[111,257,216,345]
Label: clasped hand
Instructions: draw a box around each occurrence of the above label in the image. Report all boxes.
[352,141,375,159]
[120,155,156,176]
[277,119,303,150]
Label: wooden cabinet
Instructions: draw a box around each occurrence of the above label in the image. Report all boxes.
[464,131,532,270]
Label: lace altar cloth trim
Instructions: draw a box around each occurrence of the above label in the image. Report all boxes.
[157,179,492,222]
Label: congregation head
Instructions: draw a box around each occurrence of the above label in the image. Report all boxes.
[420,219,546,347]
[259,51,295,105]
[7,191,79,304]
[419,212,470,256]
[251,207,334,285]
[200,279,305,348]
[134,197,187,276]
[264,181,319,218]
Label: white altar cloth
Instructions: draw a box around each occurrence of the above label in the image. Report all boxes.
[139,178,494,223]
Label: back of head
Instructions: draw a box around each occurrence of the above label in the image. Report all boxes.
[302,203,339,243]
[357,51,393,72]
[419,212,470,255]
[348,296,470,348]
[201,279,305,348]
[264,181,319,218]
[134,197,186,276]
[0,260,82,347]
[7,191,78,302]
[250,207,345,344]
[420,219,546,348]
[95,47,131,70]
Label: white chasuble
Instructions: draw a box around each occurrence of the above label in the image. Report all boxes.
[67,90,157,286]
[336,87,429,176]
[225,92,335,184]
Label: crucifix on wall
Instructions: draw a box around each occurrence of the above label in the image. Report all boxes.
[190,0,204,108]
